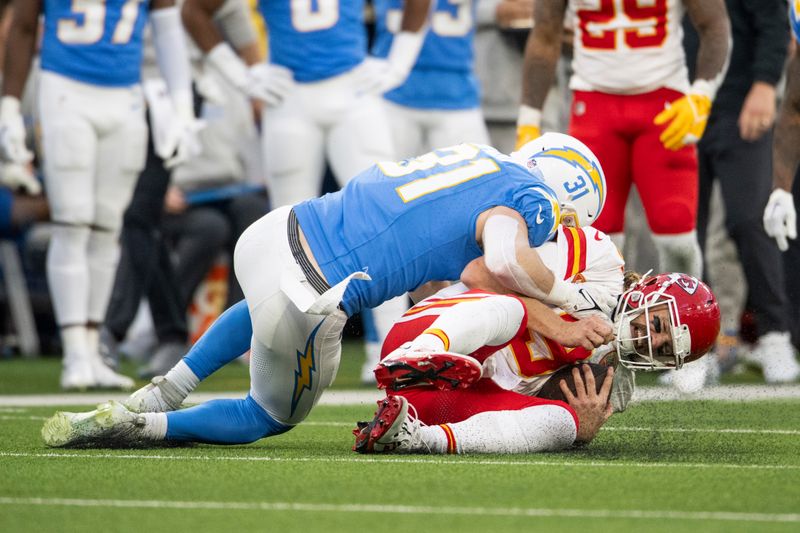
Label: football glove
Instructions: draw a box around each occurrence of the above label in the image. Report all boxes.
[653,90,711,151]
[206,43,294,106]
[763,188,797,252]
[0,162,41,195]
[515,124,542,150]
[0,96,33,164]
[354,31,425,96]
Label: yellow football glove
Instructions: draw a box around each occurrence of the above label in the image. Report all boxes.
[653,91,711,151]
[515,124,542,150]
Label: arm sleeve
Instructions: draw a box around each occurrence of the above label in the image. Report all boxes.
[745,0,791,85]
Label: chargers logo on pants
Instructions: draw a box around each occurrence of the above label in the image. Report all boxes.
[291,321,323,416]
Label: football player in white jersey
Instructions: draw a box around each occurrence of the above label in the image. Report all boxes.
[517,0,730,281]
[0,0,200,390]
[355,267,721,454]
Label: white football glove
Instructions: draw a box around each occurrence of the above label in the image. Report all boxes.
[0,96,33,165]
[560,284,619,318]
[160,109,204,170]
[0,162,41,195]
[206,43,295,106]
[763,188,797,251]
[354,31,425,97]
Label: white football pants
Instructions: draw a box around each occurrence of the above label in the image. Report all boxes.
[38,71,147,326]
[261,66,396,208]
[382,100,490,159]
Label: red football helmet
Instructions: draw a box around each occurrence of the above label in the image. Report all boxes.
[613,273,720,371]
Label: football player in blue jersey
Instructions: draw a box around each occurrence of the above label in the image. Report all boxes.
[366,0,491,383]
[41,133,613,448]
[183,0,434,386]
[372,0,490,160]
[0,0,200,390]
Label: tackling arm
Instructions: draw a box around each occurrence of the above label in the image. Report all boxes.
[516,0,566,148]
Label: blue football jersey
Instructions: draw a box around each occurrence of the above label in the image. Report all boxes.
[372,0,479,109]
[40,0,150,87]
[791,0,800,42]
[293,144,560,316]
[259,0,367,82]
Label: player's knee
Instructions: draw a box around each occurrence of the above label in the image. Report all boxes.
[241,396,292,442]
[648,201,695,234]
[49,224,91,259]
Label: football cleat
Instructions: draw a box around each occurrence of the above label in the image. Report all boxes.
[124,375,185,413]
[90,356,135,390]
[374,351,482,391]
[60,357,94,391]
[353,395,426,454]
[41,401,145,448]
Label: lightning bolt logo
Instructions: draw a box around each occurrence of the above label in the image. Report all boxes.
[538,146,606,215]
[291,321,324,416]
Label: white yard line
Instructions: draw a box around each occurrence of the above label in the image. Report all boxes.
[1,451,798,471]
[0,497,796,523]
[1,384,800,407]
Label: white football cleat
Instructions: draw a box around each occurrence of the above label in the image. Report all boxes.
[90,355,135,390]
[658,354,719,395]
[353,395,427,454]
[60,355,94,391]
[124,376,184,413]
[41,401,145,448]
[744,331,800,383]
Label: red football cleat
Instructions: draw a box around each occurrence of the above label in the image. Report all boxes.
[353,395,420,454]
[373,351,482,391]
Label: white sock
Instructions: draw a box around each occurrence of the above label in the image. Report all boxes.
[418,425,449,454]
[409,295,525,355]
[47,224,91,325]
[164,360,201,398]
[140,412,168,440]
[652,231,703,278]
[87,229,121,323]
[445,405,577,454]
[61,325,88,362]
[86,326,99,356]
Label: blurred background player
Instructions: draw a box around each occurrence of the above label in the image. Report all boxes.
[764,2,800,375]
[516,0,730,281]
[0,0,201,390]
[686,0,799,384]
[102,0,265,379]
[372,0,489,159]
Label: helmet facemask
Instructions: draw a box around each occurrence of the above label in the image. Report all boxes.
[614,288,693,371]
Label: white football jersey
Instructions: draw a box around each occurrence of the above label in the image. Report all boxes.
[569,0,690,94]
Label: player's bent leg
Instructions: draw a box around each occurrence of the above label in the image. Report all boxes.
[163,395,291,444]
[375,349,483,391]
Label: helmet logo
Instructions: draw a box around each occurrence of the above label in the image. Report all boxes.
[535,147,605,215]
[670,273,699,295]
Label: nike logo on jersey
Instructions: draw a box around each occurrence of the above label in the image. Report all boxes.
[536,206,545,225]
[594,230,603,241]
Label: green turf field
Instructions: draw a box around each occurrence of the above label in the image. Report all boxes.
[1,343,799,532]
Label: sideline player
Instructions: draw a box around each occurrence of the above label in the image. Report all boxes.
[517,0,730,279]
[0,0,200,390]
[764,1,800,364]
[354,271,720,454]
[40,134,612,447]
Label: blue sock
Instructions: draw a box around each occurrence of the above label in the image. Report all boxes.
[165,395,291,444]
[183,299,252,380]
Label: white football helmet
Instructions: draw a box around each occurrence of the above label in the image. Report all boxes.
[511,132,606,228]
